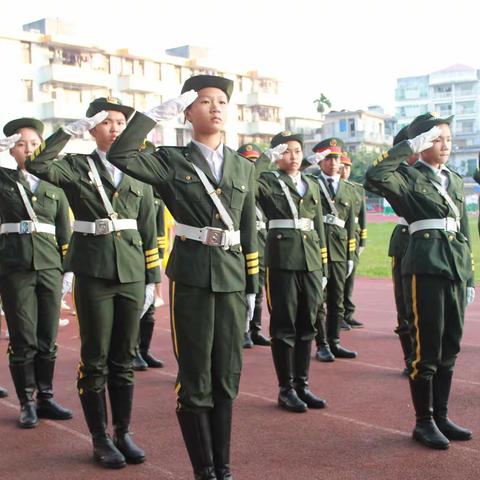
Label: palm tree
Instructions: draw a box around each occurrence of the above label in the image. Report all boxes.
[313,94,332,114]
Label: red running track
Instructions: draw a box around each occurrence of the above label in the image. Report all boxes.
[1,277,480,480]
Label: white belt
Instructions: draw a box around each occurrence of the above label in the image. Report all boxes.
[397,217,409,226]
[322,214,346,228]
[256,221,266,231]
[268,218,314,231]
[0,221,56,235]
[73,218,138,235]
[409,218,458,235]
[175,223,240,250]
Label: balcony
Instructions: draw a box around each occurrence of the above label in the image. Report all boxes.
[246,92,282,107]
[41,100,86,120]
[118,75,164,94]
[39,64,111,88]
[236,120,282,136]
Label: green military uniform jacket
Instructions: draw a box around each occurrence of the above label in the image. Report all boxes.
[366,141,474,286]
[106,112,259,294]
[309,172,356,262]
[154,194,166,260]
[256,170,328,273]
[24,129,160,284]
[473,168,480,237]
[349,181,367,249]
[0,167,70,277]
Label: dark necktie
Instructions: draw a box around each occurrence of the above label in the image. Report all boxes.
[326,177,335,198]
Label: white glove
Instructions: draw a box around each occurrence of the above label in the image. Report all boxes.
[0,133,21,152]
[246,293,256,322]
[358,246,365,256]
[346,260,354,278]
[62,111,109,136]
[322,277,328,290]
[265,144,288,163]
[61,272,74,297]
[145,90,198,123]
[306,149,332,165]
[467,287,475,306]
[141,283,156,317]
[408,126,442,153]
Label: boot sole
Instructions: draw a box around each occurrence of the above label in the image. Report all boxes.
[413,431,450,450]
[278,402,307,413]
[18,421,38,429]
[37,411,73,420]
[124,455,146,464]
[93,454,126,469]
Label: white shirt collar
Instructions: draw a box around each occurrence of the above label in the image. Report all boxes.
[191,139,224,182]
[22,169,40,193]
[321,172,341,193]
[288,172,307,197]
[417,158,448,174]
[96,148,123,187]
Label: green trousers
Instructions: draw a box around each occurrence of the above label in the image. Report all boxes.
[391,255,411,337]
[266,268,322,347]
[405,274,465,380]
[169,281,245,411]
[343,256,358,323]
[74,275,144,393]
[0,269,61,364]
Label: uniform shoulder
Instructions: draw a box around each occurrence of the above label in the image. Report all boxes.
[446,166,463,179]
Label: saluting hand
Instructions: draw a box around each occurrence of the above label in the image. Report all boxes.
[145,90,198,123]
[306,149,332,165]
[0,133,21,152]
[265,143,288,162]
[408,126,442,153]
[63,111,109,136]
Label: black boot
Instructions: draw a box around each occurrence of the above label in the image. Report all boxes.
[398,332,413,376]
[250,307,270,346]
[139,307,164,368]
[109,384,146,464]
[409,377,449,450]
[328,314,357,359]
[9,362,38,428]
[243,332,254,349]
[294,340,326,409]
[433,370,472,441]
[315,343,335,362]
[79,389,126,468]
[0,385,8,398]
[271,339,307,413]
[132,346,148,371]
[176,408,217,479]
[211,400,234,480]
[35,357,73,420]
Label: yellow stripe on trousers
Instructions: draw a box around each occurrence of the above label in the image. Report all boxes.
[410,274,421,379]
[265,267,272,312]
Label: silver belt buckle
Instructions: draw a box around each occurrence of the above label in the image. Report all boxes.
[202,227,226,247]
[325,214,337,225]
[298,218,311,231]
[95,219,111,235]
[19,220,33,234]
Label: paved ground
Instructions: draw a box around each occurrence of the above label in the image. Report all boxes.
[1,277,479,480]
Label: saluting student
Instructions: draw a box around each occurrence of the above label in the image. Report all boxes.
[25,98,160,469]
[107,75,259,480]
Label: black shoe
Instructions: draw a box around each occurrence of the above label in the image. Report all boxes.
[132,349,148,371]
[315,345,335,362]
[434,417,472,441]
[243,332,254,349]
[251,331,271,346]
[413,419,450,450]
[19,401,38,429]
[345,318,363,328]
[92,433,127,469]
[278,388,307,413]
[37,397,73,420]
[0,386,8,398]
[114,431,146,464]
[330,344,357,359]
[296,388,327,409]
[141,351,164,368]
[340,320,351,331]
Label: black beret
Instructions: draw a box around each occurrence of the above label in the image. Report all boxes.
[3,117,44,137]
[270,131,304,148]
[393,125,409,145]
[86,96,134,120]
[181,75,234,100]
[312,137,344,155]
[407,112,453,139]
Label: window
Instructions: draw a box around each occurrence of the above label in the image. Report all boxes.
[22,80,33,102]
[456,101,475,114]
[134,60,145,76]
[349,118,355,134]
[122,58,133,75]
[154,63,162,81]
[434,103,453,116]
[339,119,347,133]
[21,42,31,64]
[457,119,475,133]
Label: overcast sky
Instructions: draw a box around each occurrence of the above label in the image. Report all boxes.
[1,0,477,117]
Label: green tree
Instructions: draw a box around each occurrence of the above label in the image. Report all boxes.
[313,93,332,114]
[349,149,379,183]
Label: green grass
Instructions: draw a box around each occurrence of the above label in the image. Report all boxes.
[357,218,479,280]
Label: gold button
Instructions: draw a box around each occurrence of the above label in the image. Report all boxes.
[300,199,304,204]
[185,175,191,181]
[424,233,430,239]
[422,189,427,193]
[402,228,406,233]
[216,188,222,195]
[215,213,220,220]
[241,185,245,190]
[303,234,307,239]
[448,235,454,241]
[239,246,242,252]
[32,196,37,202]
[116,232,121,238]
[180,235,186,241]
[113,192,119,198]
[276,234,282,240]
